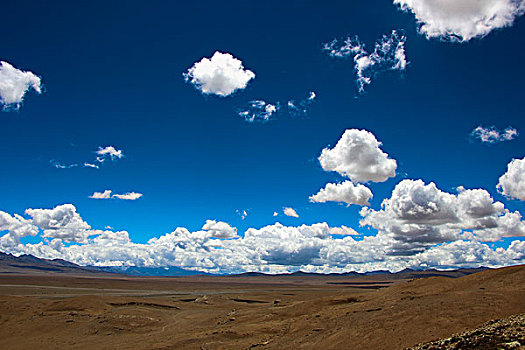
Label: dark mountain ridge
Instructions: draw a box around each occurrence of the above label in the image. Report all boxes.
[0,251,489,278]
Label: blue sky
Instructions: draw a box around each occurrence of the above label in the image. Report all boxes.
[0,0,524,273]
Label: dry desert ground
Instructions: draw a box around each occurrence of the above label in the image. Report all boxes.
[0,265,523,349]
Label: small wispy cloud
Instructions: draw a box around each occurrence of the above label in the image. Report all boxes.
[287,91,317,117]
[50,160,78,169]
[236,209,248,220]
[52,145,124,170]
[89,190,143,201]
[238,100,280,123]
[470,126,518,144]
[112,192,143,200]
[0,61,42,110]
[183,51,255,97]
[283,207,299,218]
[84,163,99,169]
[323,30,407,94]
[96,146,124,161]
[237,91,317,123]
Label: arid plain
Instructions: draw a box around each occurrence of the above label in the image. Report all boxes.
[0,265,523,349]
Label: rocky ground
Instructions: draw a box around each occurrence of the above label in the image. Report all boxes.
[408,313,525,350]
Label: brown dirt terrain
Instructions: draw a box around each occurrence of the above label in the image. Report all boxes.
[0,265,523,349]
[407,313,525,349]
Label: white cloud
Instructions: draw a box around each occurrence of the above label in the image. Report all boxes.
[89,190,142,201]
[0,204,524,274]
[84,163,100,169]
[236,210,248,220]
[89,190,112,199]
[202,220,238,239]
[394,0,525,42]
[283,207,299,218]
[0,61,42,109]
[360,179,525,255]
[471,126,518,143]
[324,30,407,93]
[310,181,373,206]
[25,204,93,243]
[329,225,360,236]
[287,91,317,116]
[96,146,124,161]
[319,129,397,183]
[183,51,255,97]
[497,157,525,200]
[52,146,124,171]
[50,160,78,169]
[273,212,279,217]
[93,230,131,244]
[238,100,280,123]
[112,192,143,200]
[0,211,38,248]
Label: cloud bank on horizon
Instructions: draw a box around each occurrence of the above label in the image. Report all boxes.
[1,182,524,274]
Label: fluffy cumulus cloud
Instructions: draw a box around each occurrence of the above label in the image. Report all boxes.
[283,207,299,218]
[394,0,525,42]
[324,30,407,93]
[471,126,518,143]
[183,51,255,97]
[0,203,524,274]
[202,220,238,239]
[25,204,93,243]
[310,181,373,206]
[0,211,38,248]
[360,179,525,255]
[0,61,42,109]
[319,129,397,183]
[238,100,280,123]
[497,157,525,200]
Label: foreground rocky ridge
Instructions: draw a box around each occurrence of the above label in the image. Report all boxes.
[407,313,525,350]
